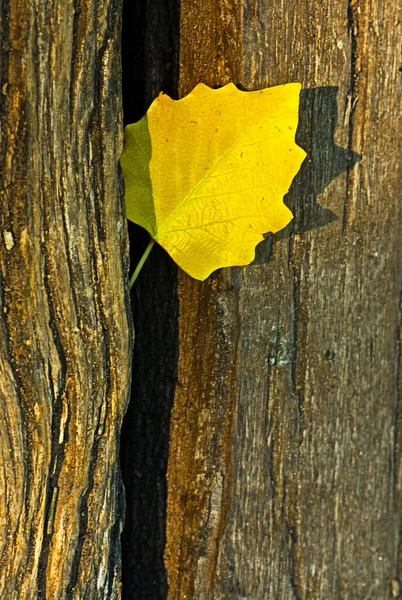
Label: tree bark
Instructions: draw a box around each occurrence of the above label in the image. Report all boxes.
[0,0,132,598]
[150,0,400,598]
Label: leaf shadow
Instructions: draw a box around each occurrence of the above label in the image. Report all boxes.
[253,86,361,265]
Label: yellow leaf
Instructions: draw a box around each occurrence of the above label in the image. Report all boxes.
[121,82,306,281]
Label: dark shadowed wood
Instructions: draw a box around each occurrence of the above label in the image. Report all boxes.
[0,0,132,597]
[119,1,180,598]
[163,0,402,598]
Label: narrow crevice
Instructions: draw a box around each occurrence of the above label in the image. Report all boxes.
[342,1,359,233]
[392,283,402,586]
[285,522,303,600]
[36,242,69,598]
[66,437,102,598]
[120,1,180,598]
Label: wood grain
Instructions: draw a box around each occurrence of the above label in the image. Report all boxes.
[164,0,402,598]
[0,0,133,597]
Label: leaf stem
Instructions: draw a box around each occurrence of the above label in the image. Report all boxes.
[129,239,155,288]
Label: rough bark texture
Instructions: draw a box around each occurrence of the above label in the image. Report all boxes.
[163,1,402,599]
[0,0,132,598]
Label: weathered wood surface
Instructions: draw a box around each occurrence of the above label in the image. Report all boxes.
[122,0,401,599]
[0,0,133,597]
[165,1,402,598]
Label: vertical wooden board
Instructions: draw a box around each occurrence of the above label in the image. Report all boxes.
[165,0,401,599]
[164,4,243,596]
[0,0,132,597]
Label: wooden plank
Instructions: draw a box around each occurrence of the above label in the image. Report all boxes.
[164,0,402,598]
[0,0,133,597]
